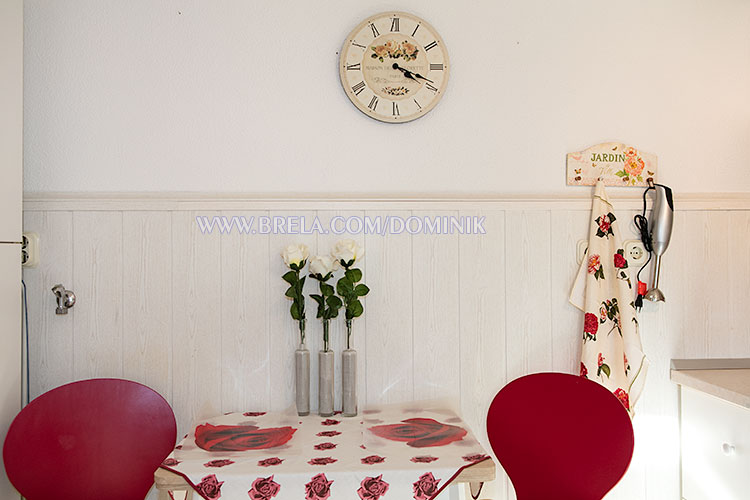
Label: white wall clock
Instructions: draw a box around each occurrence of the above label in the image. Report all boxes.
[339,12,450,123]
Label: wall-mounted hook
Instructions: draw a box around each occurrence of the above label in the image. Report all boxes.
[51,284,76,314]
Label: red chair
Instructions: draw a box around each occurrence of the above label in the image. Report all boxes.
[3,378,176,500]
[487,372,634,500]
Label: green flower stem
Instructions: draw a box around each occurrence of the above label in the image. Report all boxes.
[346,318,352,349]
[295,270,304,319]
[323,319,330,352]
[298,318,306,346]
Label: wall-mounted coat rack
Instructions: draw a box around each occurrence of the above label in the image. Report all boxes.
[567,142,657,187]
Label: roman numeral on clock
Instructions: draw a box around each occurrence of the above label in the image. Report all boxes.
[424,41,438,51]
[413,99,422,110]
[351,81,366,95]
[346,63,361,71]
[392,102,399,116]
[430,63,444,71]
[369,23,380,38]
[390,18,400,32]
[351,41,366,49]
[411,24,420,36]
[368,96,379,110]
[425,82,438,93]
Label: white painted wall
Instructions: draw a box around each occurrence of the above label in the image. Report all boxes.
[23,0,750,194]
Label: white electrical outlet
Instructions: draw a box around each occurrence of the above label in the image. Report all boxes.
[22,232,39,268]
[623,239,647,265]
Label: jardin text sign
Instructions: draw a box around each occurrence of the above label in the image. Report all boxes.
[566,142,657,187]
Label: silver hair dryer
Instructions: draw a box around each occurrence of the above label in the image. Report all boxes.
[644,184,674,302]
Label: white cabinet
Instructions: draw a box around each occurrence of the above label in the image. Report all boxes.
[680,387,750,500]
[0,0,23,242]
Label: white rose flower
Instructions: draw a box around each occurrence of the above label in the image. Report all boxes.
[281,243,309,268]
[309,255,338,277]
[331,239,364,267]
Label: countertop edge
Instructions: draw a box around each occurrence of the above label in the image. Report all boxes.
[670,368,750,409]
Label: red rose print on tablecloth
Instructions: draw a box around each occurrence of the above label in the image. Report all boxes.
[357,475,389,500]
[410,456,439,464]
[583,312,598,341]
[162,458,180,467]
[305,473,333,500]
[243,411,267,417]
[308,457,337,466]
[614,388,630,411]
[204,459,234,468]
[195,424,296,452]
[580,362,588,379]
[248,475,280,500]
[462,453,489,463]
[316,431,341,437]
[321,419,340,426]
[369,418,467,448]
[196,474,223,500]
[314,442,337,450]
[413,472,441,500]
[258,457,284,467]
[361,455,386,465]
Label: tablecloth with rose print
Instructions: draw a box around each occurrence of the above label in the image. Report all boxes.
[160,404,491,500]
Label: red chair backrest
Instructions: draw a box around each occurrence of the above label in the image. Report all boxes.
[487,373,634,500]
[3,378,176,500]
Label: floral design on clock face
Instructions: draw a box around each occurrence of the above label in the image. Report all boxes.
[363,34,430,101]
[340,12,450,123]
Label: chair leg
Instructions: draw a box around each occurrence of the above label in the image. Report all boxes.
[159,489,193,500]
[465,481,491,500]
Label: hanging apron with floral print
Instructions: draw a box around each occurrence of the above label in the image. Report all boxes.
[570,180,648,415]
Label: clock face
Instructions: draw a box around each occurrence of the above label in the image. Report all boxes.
[339,12,450,123]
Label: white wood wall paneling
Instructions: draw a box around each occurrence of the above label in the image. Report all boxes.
[72,212,124,380]
[315,210,366,413]
[21,198,750,500]
[122,212,173,404]
[504,211,553,382]
[267,211,317,413]
[364,211,414,404]
[458,209,507,500]
[704,212,731,357]
[22,211,74,398]
[171,211,222,437]
[219,211,270,414]
[681,212,712,359]
[728,212,750,354]
[412,210,461,402]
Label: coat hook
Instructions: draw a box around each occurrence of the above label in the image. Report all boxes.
[51,284,76,314]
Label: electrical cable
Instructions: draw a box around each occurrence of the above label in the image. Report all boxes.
[21,279,30,405]
[633,187,654,311]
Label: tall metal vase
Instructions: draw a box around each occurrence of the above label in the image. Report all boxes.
[318,320,334,417]
[342,318,358,416]
[295,319,310,416]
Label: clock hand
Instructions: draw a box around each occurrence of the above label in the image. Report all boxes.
[412,71,433,83]
[391,63,420,83]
